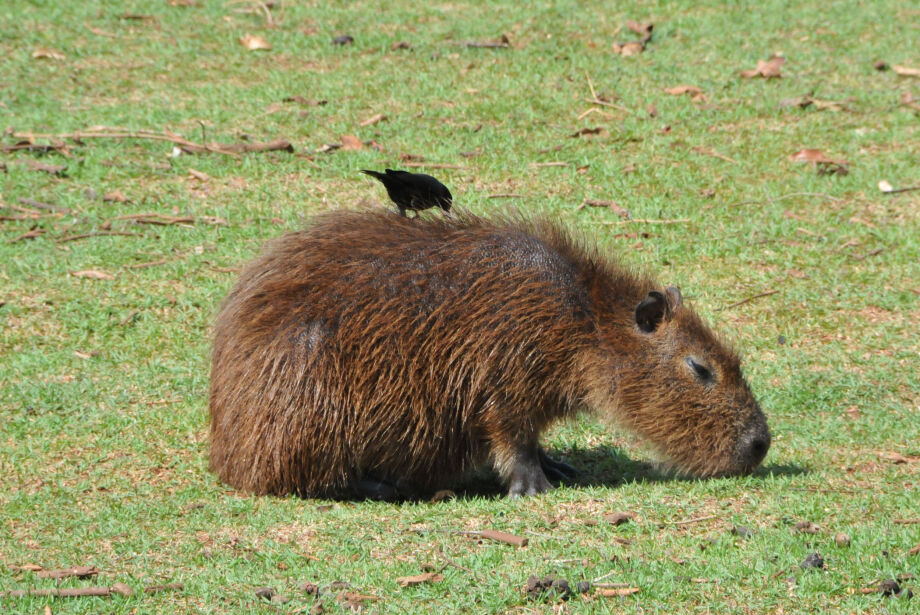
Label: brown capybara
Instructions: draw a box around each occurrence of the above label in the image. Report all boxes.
[209,209,770,498]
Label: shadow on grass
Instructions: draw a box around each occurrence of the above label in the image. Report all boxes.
[447,446,808,501]
[313,447,807,502]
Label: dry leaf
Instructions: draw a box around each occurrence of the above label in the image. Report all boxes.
[188,168,211,181]
[901,91,920,111]
[71,270,115,280]
[740,54,785,78]
[571,127,606,137]
[893,65,920,78]
[612,41,645,56]
[598,587,641,597]
[391,41,411,50]
[626,20,654,40]
[789,149,846,164]
[359,113,387,127]
[32,48,66,60]
[340,135,363,150]
[878,451,911,464]
[240,34,272,51]
[666,85,703,97]
[103,190,128,202]
[605,511,635,525]
[396,573,444,587]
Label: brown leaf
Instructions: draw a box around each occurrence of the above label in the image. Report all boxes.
[901,91,920,111]
[581,199,630,218]
[605,511,635,526]
[240,34,272,51]
[878,451,911,464]
[338,593,379,608]
[570,127,606,137]
[626,20,654,41]
[612,41,645,56]
[396,573,444,587]
[789,149,847,166]
[188,168,211,182]
[893,65,920,78]
[741,54,785,78]
[103,190,128,202]
[359,113,387,127]
[32,48,66,60]
[340,135,363,150]
[391,41,411,50]
[598,587,641,597]
[71,270,115,280]
[666,85,703,97]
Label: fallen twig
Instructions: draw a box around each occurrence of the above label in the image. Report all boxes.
[487,193,526,199]
[718,290,778,311]
[18,197,71,214]
[584,71,634,114]
[124,259,171,270]
[478,529,529,547]
[530,161,569,168]
[599,218,690,225]
[730,192,841,207]
[668,514,718,526]
[2,584,133,598]
[58,231,142,243]
[36,565,99,580]
[400,162,463,169]
[894,518,920,525]
[880,185,920,195]
[11,129,293,157]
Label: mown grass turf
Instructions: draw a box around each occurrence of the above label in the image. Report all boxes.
[1,0,918,613]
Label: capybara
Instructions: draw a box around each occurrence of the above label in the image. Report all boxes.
[209,210,770,498]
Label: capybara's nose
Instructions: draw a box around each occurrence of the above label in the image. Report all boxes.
[738,424,771,473]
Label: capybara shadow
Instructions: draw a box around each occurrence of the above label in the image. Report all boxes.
[209,209,772,500]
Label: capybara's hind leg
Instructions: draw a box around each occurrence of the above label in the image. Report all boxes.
[501,446,553,497]
[538,447,578,482]
[354,475,417,501]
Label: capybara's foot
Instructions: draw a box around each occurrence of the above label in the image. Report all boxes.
[538,448,578,482]
[507,450,554,498]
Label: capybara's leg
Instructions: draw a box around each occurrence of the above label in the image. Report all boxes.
[354,476,400,501]
[538,447,578,481]
[501,445,553,497]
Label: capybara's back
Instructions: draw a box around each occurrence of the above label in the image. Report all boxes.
[210,210,770,498]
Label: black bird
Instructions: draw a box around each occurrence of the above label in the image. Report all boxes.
[361,169,452,217]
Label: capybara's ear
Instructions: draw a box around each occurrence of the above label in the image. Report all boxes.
[665,285,683,309]
[635,291,668,333]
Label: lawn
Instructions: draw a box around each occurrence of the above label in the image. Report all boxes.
[1,0,918,613]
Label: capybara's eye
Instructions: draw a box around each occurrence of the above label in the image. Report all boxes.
[686,357,713,382]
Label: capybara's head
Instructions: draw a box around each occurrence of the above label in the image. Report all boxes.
[589,286,770,478]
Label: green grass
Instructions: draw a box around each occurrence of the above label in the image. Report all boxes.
[1,0,918,612]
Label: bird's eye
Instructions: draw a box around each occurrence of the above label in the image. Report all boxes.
[686,357,713,382]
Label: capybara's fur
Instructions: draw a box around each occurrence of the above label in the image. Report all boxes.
[209,209,770,498]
